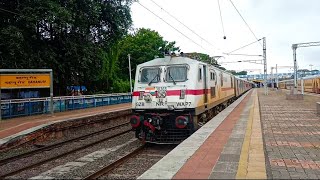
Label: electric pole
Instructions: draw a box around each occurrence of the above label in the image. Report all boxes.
[263,37,268,95]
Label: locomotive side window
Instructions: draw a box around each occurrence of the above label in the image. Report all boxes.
[221,73,223,86]
[166,66,188,82]
[140,68,161,83]
[210,72,216,81]
[231,77,233,88]
[199,68,202,81]
[211,87,216,98]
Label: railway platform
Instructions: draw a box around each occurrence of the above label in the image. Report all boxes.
[139,88,320,179]
[0,103,131,149]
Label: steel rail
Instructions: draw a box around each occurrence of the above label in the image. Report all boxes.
[0,123,131,178]
[83,145,145,179]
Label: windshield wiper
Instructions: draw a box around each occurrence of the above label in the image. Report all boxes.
[148,73,159,86]
[168,71,176,85]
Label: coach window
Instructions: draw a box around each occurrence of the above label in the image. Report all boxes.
[140,67,161,83]
[166,66,188,82]
[199,68,202,81]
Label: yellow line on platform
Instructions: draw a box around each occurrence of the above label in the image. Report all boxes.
[236,93,254,179]
[236,89,267,179]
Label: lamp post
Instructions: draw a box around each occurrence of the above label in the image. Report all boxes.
[128,54,133,94]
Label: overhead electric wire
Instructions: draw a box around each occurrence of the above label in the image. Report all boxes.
[217,0,226,38]
[228,0,262,47]
[148,0,221,51]
[226,53,262,57]
[224,38,261,55]
[137,1,212,53]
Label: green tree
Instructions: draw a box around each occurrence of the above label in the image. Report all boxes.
[97,43,120,92]
[0,0,133,95]
[226,70,237,75]
[236,71,248,75]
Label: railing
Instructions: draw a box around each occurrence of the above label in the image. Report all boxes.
[1,93,132,119]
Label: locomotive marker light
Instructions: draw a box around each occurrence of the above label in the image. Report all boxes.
[130,115,141,128]
[175,116,188,129]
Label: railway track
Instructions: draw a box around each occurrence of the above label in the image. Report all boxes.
[0,122,131,179]
[85,144,176,179]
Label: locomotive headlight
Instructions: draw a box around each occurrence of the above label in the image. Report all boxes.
[130,115,141,128]
[139,91,144,100]
[180,89,186,99]
[175,116,188,129]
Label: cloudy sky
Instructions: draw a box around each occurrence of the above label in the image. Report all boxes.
[131,0,320,74]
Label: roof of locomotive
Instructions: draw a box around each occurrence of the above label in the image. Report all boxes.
[136,56,201,68]
[137,56,230,73]
[136,55,254,84]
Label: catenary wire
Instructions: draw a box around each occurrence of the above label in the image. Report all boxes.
[217,0,226,38]
[145,0,264,62]
[228,0,262,47]
[226,53,262,57]
[224,38,261,55]
[137,1,213,54]
[149,0,222,52]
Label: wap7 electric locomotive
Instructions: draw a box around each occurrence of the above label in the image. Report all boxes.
[130,55,252,144]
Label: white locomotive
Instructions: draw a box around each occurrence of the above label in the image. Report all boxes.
[130,55,252,144]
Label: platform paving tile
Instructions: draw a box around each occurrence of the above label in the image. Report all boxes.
[208,93,252,179]
[258,89,320,179]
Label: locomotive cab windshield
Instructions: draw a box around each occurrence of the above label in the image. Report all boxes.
[166,65,188,83]
[140,67,161,84]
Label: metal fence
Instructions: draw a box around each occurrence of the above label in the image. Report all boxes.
[1,93,132,119]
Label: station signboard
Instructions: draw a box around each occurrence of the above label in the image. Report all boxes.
[0,74,51,89]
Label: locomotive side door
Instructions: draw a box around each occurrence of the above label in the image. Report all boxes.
[203,65,208,104]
